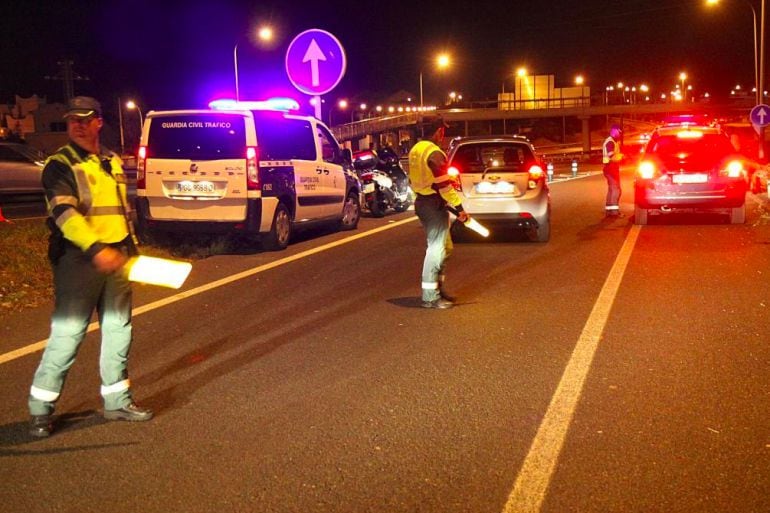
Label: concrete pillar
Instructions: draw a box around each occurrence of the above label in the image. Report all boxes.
[580,116,591,157]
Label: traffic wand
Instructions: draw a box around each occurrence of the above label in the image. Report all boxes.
[125,255,192,289]
[447,207,490,238]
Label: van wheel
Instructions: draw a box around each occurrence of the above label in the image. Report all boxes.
[339,192,361,231]
[262,203,291,251]
[730,203,746,224]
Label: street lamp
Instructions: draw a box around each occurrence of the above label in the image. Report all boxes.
[420,53,451,109]
[234,25,274,101]
[679,72,687,101]
[125,100,143,130]
[575,75,585,106]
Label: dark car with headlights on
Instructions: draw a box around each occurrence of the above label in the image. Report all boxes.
[0,142,46,197]
[445,135,550,241]
[634,125,747,225]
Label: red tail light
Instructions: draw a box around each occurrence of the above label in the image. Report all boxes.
[137,146,147,189]
[638,160,657,179]
[721,160,744,178]
[447,166,462,191]
[246,146,259,190]
[528,164,544,180]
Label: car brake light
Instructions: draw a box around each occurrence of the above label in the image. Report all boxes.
[246,146,259,189]
[447,166,460,177]
[137,146,147,189]
[638,161,657,179]
[528,164,544,180]
[446,166,462,191]
[723,160,744,178]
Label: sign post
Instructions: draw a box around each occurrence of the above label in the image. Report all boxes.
[750,104,770,160]
[285,29,347,120]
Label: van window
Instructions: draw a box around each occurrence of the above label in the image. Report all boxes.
[254,115,316,161]
[147,114,247,160]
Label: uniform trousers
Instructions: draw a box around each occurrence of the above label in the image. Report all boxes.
[29,245,133,415]
[603,162,621,213]
[415,194,453,302]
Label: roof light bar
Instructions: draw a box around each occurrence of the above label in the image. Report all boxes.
[209,98,300,112]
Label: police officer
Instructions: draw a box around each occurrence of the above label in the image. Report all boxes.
[408,119,469,309]
[602,123,624,217]
[28,96,152,438]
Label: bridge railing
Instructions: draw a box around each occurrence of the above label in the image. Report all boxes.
[331,112,421,142]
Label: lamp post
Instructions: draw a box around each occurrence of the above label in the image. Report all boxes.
[234,25,274,101]
[117,97,125,155]
[125,100,143,130]
[575,75,585,106]
[420,53,451,110]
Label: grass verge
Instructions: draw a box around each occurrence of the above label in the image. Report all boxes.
[0,220,251,318]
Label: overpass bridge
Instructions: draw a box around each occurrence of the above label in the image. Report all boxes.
[331,101,750,154]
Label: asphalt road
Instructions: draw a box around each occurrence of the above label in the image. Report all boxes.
[1,168,768,513]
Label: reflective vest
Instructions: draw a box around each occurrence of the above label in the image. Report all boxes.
[46,144,131,252]
[602,136,623,164]
[407,140,462,207]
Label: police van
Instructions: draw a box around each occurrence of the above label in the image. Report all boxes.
[134,99,361,250]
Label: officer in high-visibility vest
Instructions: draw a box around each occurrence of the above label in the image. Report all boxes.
[602,123,624,217]
[408,119,469,309]
[28,96,152,438]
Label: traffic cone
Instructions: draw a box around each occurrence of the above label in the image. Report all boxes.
[0,206,11,223]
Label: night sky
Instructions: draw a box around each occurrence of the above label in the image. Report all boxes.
[0,0,757,115]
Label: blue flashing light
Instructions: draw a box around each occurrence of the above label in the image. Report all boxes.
[209,98,300,112]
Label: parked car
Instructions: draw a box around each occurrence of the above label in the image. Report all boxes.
[445,135,551,241]
[0,142,47,196]
[634,124,748,224]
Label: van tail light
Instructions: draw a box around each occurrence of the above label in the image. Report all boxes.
[447,166,462,191]
[638,160,658,179]
[246,146,259,190]
[721,160,745,178]
[137,146,147,189]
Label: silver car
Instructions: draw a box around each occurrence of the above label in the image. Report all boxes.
[445,135,551,241]
[0,142,46,196]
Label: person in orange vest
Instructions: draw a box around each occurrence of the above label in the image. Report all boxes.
[407,119,469,309]
[602,124,624,217]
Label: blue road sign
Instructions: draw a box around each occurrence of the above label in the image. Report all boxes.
[285,29,346,96]
[750,104,770,127]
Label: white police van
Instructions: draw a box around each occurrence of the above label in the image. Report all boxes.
[135,99,361,250]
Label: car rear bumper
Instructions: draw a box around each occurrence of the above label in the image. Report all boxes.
[634,180,746,209]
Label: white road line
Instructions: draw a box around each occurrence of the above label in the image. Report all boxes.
[0,216,418,365]
[503,224,641,513]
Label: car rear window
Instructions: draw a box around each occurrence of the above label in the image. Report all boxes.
[451,142,534,172]
[648,133,735,158]
[147,114,247,160]
[253,114,316,161]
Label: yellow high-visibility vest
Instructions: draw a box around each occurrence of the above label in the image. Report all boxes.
[46,145,130,252]
[407,140,462,207]
[602,136,623,164]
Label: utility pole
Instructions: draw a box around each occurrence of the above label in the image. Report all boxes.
[44,59,89,101]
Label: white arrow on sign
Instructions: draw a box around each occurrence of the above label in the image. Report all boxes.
[302,39,327,87]
[758,107,768,125]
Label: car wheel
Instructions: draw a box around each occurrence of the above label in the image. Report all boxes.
[339,192,361,231]
[634,205,648,225]
[262,203,291,251]
[531,218,550,242]
[730,203,746,224]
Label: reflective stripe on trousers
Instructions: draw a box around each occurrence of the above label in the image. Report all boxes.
[415,195,453,302]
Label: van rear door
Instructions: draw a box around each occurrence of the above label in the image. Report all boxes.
[143,111,252,222]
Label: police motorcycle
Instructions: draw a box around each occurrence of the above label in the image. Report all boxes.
[351,147,411,217]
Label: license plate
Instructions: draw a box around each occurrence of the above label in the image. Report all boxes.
[363,183,375,194]
[672,173,708,184]
[475,180,515,194]
[175,181,215,194]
